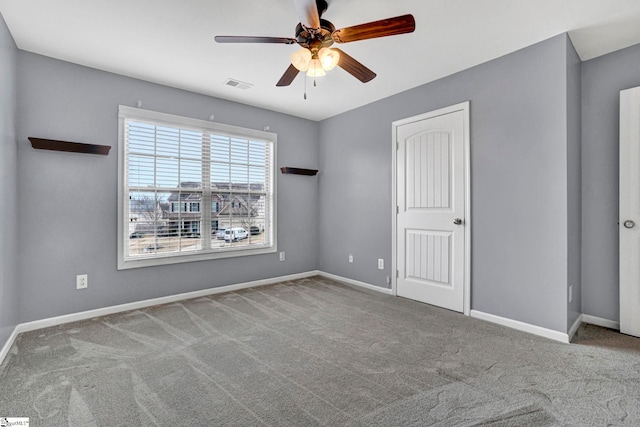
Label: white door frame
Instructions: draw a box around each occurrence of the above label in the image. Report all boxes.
[392,101,471,316]
[620,86,640,337]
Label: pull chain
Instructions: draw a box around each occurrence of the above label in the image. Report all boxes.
[303,73,307,100]
[313,60,318,87]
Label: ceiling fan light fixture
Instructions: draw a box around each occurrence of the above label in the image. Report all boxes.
[215,2,416,87]
[306,58,326,77]
[318,47,340,70]
[290,48,312,71]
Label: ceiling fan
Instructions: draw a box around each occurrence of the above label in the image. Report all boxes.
[214,0,415,87]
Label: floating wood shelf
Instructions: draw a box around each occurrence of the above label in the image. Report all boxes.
[29,137,111,155]
[280,167,318,176]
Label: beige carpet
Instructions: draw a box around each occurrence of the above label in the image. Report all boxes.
[1,276,639,426]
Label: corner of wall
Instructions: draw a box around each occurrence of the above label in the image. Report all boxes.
[0,11,19,355]
[565,34,583,332]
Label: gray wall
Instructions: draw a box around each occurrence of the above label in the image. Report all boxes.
[582,42,640,322]
[16,52,319,323]
[9,26,638,336]
[0,13,18,349]
[319,34,573,332]
[566,36,582,329]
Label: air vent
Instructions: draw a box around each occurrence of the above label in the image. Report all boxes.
[224,78,253,90]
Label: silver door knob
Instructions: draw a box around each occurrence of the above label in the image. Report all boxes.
[624,220,635,229]
[453,218,463,225]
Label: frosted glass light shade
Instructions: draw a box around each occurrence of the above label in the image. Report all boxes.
[306,58,326,77]
[318,47,340,70]
[290,48,312,71]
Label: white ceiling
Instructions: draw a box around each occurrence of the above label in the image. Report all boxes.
[2,0,640,121]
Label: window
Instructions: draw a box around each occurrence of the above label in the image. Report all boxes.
[170,202,188,213]
[118,106,276,269]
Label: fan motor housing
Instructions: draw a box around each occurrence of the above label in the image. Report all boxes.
[295,19,335,50]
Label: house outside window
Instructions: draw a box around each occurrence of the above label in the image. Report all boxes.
[118,106,276,269]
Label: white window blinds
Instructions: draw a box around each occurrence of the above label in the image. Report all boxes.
[118,106,276,269]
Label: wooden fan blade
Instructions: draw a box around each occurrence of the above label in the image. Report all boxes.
[293,0,321,30]
[215,36,296,44]
[332,14,415,44]
[276,64,300,86]
[333,48,376,83]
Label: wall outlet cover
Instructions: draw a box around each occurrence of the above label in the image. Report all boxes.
[76,274,88,290]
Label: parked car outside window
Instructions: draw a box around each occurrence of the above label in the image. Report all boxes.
[224,227,248,242]
[216,227,228,239]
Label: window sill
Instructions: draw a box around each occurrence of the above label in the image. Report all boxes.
[117,245,277,270]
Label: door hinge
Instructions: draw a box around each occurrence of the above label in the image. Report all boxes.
[396,206,399,214]
[396,141,399,150]
[396,269,399,278]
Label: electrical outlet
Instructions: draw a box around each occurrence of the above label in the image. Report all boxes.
[279,251,285,262]
[76,274,88,290]
[348,254,353,263]
[378,258,384,269]
[568,285,573,303]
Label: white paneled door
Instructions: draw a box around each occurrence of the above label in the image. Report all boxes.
[394,102,470,313]
[620,86,640,337]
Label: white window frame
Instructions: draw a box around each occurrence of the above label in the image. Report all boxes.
[117,105,277,270]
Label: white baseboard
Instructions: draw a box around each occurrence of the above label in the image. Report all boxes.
[1,271,621,367]
[568,314,620,342]
[581,314,620,330]
[0,270,385,366]
[0,326,20,368]
[317,271,394,295]
[13,271,318,337]
[568,315,583,342]
[470,310,570,343]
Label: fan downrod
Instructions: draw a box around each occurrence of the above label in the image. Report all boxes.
[316,0,328,17]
